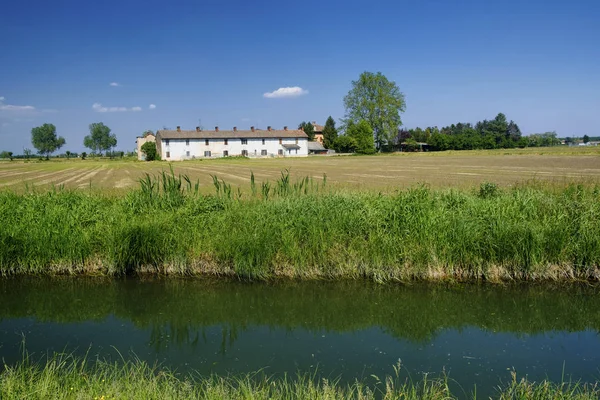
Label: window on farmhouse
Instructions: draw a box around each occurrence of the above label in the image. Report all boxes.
[205,139,209,145]
[278,149,283,156]
[186,151,190,157]
[261,149,267,156]
[186,139,189,146]
[241,150,248,156]
[224,139,228,145]
[295,138,298,144]
[262,139,265,145]
[165,139,170,146]
[241,139,248,145]
[204,151,211,157]
[166,151,170,158]
[279,138,282,145]
[223,150,229,157]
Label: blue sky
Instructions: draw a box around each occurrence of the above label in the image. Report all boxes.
[0,0,598,153]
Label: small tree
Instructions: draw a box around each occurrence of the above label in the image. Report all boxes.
[84,123,117,157]
[141,141,158,161]
[322,116,338,149]
[583,135,590,144]
[0,151,13,161]
[403,138,419,152]
[81,152,87,160]
[346,120,375,154]
[298,121,315,141]
[23,148,32,159]
[31,123,66,160]
[65,151,71,159]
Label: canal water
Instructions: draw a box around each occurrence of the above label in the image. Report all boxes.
[0,278,599,396]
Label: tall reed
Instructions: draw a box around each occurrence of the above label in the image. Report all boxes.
[0,170,598,280]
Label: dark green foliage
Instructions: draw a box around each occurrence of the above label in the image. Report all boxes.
[343,71,406,150]
[84,122,117,155]
[141,141,157,161]
[0,151,13,160]
[298,121,315,141]
[346,120,375,154]
[30,123,66,159]
[583,135,590,144]
[332,135,357,153]
[403,138,419,152]
[322,116,338,149]
[81,152,87,160]
[401,114,556,151]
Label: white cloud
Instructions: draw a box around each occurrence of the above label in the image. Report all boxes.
[263,86,308,99]
[109,82,121,87]
[0,97,36,112]
[92,103,142,113]
[148,104,156,110]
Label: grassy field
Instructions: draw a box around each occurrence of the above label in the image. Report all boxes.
[1,354,599,400]
[1,146,599,193]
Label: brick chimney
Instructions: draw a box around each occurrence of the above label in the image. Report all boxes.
[177,126,181,132]
[215,126,219,132]
[267,126,272,131]
[284,126,288,131]
[251,126,255,132]
[196,126,201,132]
[233,127,237,132]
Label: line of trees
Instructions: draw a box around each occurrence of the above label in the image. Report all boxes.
[323,71,565,154]
[23,122,121,159]
[397,113,560,151]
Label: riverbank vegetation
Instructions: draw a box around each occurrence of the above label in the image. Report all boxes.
[1,354,598,399]
[0,169,598,281]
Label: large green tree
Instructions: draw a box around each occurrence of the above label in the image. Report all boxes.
[298,121,315,141]
[84,123,117,156]
[31,123,66,159]
[343,71,406,151]
[346,120,375,154]
[322,116,338,149]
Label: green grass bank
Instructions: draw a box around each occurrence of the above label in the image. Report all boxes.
[1,171,599,281]
[1,354,599,400]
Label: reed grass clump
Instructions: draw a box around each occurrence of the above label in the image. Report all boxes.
[1,353,598,399]
[0,170,598,281]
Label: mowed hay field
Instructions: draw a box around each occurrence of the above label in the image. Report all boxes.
[1,146,599,193]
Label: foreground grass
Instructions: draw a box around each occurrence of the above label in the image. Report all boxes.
[1,354,598,400]
[0,170,599,281]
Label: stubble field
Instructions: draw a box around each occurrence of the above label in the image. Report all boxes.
[0,146,599,193]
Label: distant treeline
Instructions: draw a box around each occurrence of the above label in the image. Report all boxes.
[397,113,561,151]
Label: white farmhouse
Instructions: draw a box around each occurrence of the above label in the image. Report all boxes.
[154,126,309,160]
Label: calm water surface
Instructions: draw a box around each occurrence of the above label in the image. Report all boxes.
[0,278,599,396]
